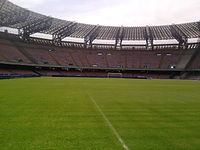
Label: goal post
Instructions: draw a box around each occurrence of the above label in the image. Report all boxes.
[107,72,123,78]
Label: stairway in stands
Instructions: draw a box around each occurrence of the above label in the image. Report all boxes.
[48,51,61,65]
[158,55,164,69]
[77,54,84,67]
[125,54,128,68]
[176,49,196,70]
[185,47,200,70]
[0,51,8,61]
[84,53,91,67]
[68,51,78,67]
[11,41,38,64]
[104,55,109,68]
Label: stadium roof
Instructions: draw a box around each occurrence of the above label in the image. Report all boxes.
[0,0,200,49]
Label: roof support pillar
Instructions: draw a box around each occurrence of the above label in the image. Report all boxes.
[197,22,200,48]
[115,26,124,50]
[52,22,77,44]
[145,26,154,50]
[197,22,200,33]
[170,24,188,49]
[84,25,100,48]
[20,17,53,41]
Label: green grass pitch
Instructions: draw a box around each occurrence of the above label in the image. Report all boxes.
[0,77,200,150]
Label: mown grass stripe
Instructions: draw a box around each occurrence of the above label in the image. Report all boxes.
[88,94,130,150]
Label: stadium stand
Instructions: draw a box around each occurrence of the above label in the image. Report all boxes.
[0,39,31,63]
[0,0,199,79]
[188,50,200,69]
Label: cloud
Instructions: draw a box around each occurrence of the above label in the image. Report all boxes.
[9,0,200,26]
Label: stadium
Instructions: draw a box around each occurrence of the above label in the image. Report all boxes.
[0,0,200,149]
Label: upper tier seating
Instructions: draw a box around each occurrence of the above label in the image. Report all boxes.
[189,51,200,69]
[0,39,31,63]
[0,39,198,70]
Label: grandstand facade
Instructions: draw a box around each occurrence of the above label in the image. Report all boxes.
[0,0,200,79]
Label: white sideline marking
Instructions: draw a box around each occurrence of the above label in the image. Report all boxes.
[88,94,130,150]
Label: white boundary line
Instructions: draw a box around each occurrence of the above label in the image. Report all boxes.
[88,94,130,150]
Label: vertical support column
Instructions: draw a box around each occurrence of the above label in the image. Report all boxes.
[170,24,188,49]
[145,26,154,50]
[84,25,100,48]
[115,26,124,50]
[197,22,200,47]
[52,22,77,45]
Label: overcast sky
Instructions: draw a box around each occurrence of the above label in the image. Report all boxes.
[9,0,200,26]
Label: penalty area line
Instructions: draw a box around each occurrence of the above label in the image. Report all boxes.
[88,94,130,150]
